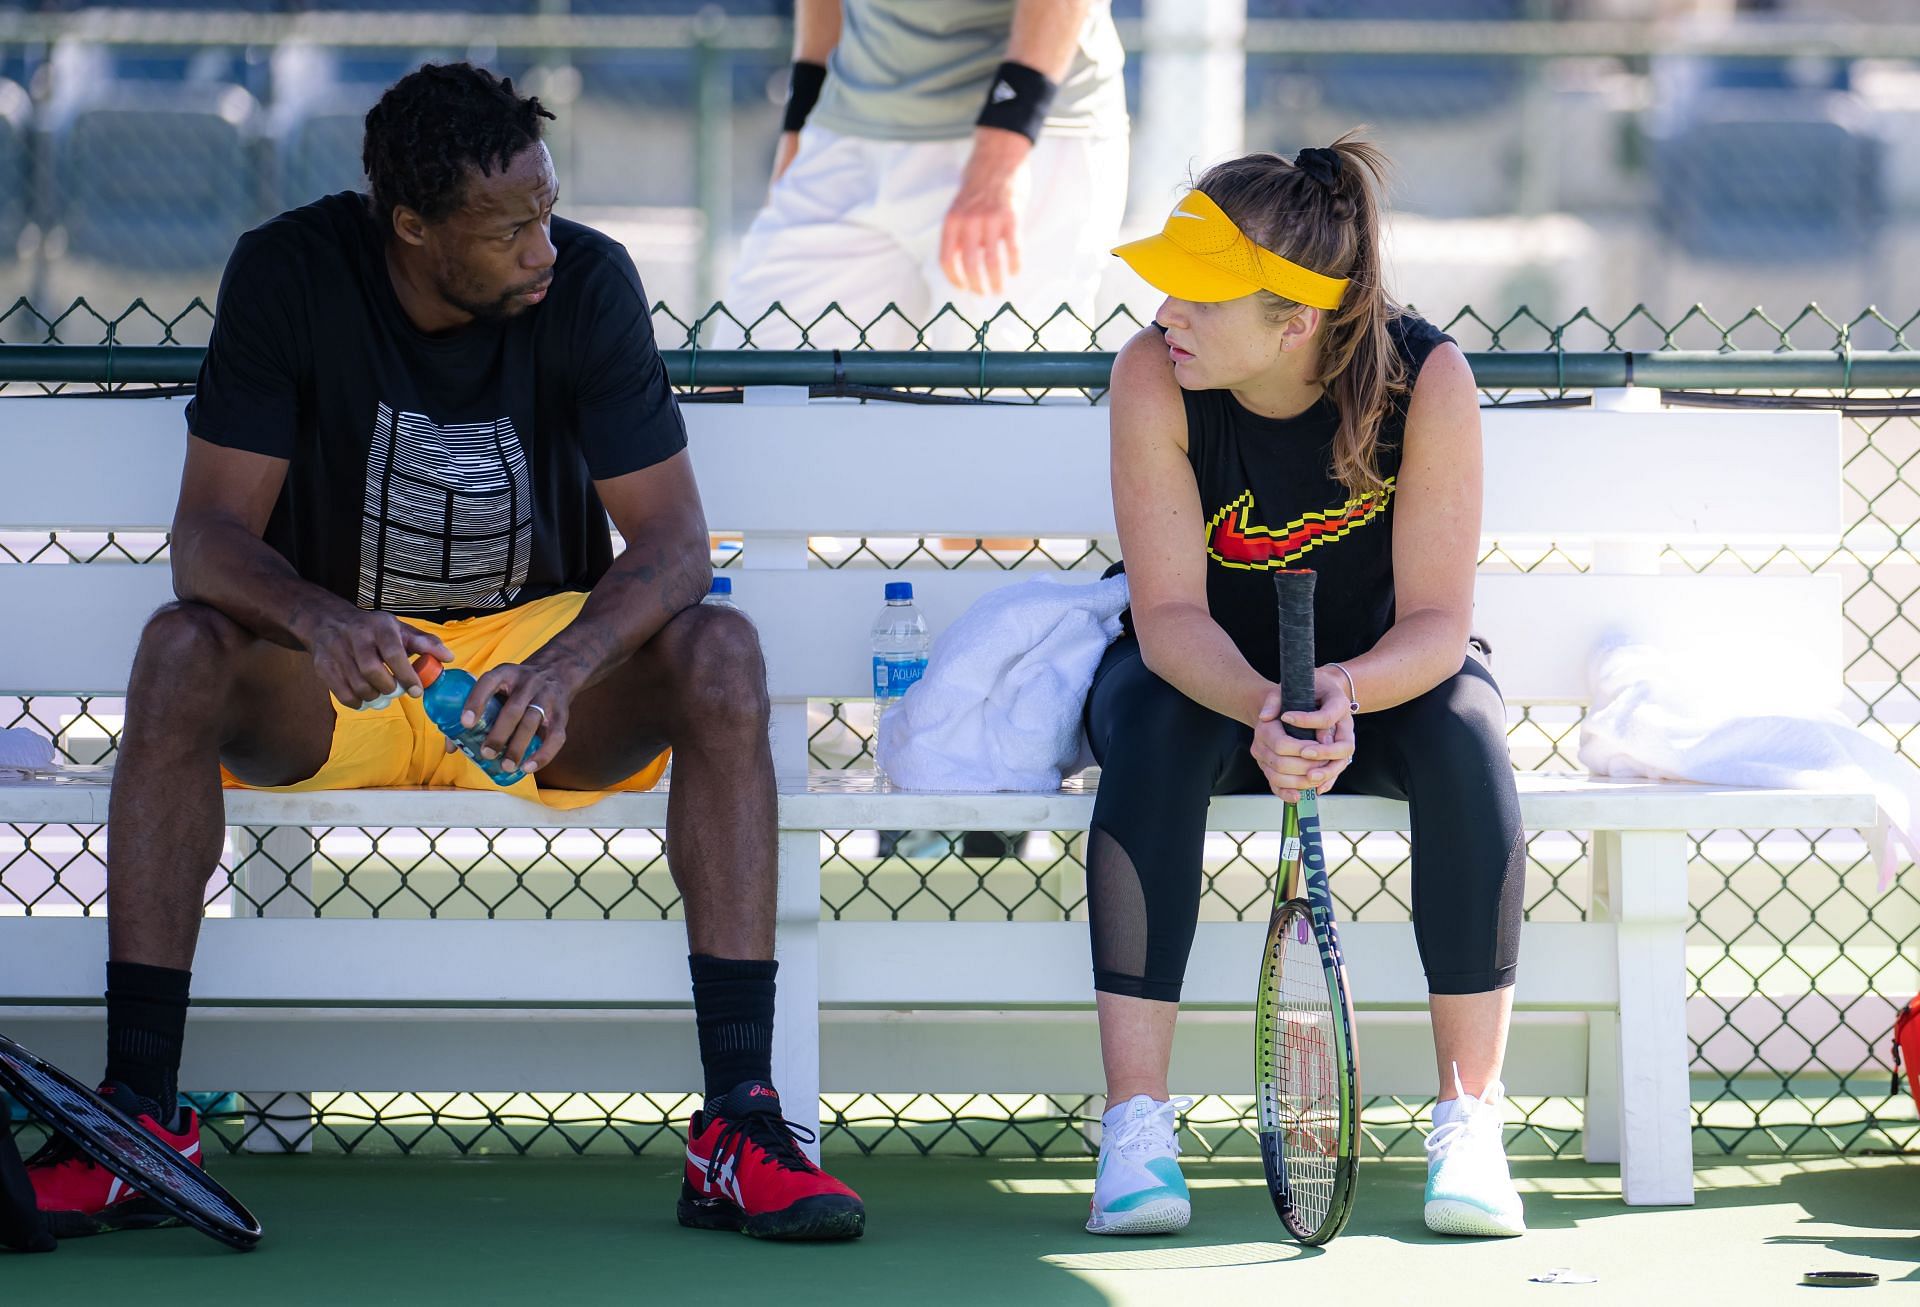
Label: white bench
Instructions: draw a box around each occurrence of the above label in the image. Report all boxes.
[0,390,1871,1206]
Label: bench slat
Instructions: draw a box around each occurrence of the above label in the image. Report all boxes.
[0,564,1843,704]
[0,918,1612,1010]
[0,1008,1594,1098]
[0,396,1841,540]
[817,921,1617,1010]
[0,1009,707,1094]
[0,918,695,1006]
[0,771,1880,831]
[818,1011,1598,1097]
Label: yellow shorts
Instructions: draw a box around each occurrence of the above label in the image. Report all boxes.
[221,590,670,811]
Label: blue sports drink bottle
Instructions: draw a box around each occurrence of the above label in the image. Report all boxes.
[413,655,542,785]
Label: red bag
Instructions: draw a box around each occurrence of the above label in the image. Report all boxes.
[1896,994,1920,1114]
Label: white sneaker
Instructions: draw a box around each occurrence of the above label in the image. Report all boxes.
[1085,1095,1193,1235]
[1423,1069,1526,1237]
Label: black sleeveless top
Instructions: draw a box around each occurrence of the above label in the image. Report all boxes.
[1155,314,1455,678]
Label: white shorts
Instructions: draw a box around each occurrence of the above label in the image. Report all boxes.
[715,128,1129,351]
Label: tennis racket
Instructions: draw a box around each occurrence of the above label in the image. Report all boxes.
[1255,568,1360,1245]
[0,1033,262,1250]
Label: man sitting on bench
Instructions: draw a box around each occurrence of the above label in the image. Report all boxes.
[27,62,865,1244]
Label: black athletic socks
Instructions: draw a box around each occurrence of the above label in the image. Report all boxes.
[103,961,191,1116]
[688,954,778,1101]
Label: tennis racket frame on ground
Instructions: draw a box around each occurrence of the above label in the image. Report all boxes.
[0,1032,261,1251]
[1255,568,1361,1245]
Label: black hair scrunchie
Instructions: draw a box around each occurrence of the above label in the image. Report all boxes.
[1293,146,1343,190]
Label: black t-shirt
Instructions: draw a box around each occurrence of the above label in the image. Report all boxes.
[183,191,688,620]
[1173,313,1455,675]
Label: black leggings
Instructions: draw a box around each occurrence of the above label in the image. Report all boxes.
[1083,637,1525,1002]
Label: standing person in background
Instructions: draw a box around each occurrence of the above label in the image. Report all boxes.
[718,0,1128,348]
[732,2,1129,860]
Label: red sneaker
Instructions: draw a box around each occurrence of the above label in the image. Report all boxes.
[679,1081,864,1241]
[27,1083,203,1238]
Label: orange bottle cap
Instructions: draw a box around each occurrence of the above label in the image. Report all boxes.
[412,655,443,687]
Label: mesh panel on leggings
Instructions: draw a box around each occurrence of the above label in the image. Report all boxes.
[1087,826,1150,988]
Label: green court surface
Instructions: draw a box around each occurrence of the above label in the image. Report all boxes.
[5,1154,1914,1305]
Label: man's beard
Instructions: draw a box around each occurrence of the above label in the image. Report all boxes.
[440,272,551,323]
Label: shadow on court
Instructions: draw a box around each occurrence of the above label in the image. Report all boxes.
[1764,1159,1920,1286]
[4,1153,1914,1305]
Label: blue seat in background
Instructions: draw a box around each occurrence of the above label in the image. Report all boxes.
[1699,57,1851,95]
[1260,0,1524,120]
[266,46,546,212]
[276,100,368,208]
[291,0,535,10]
[565,0,786,13]
[1649,45,1855,136]
[37,0,288,8]
[287,0,540,84]
[1652,104,1883,263]
[0,78,29,260]
[568,44,784,214]
[48,80,264,272]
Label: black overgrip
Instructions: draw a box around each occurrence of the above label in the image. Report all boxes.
[1274,570,1318,745]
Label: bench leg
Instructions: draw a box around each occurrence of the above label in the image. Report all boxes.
[1583,830,1621,1164]
[232,826,316,1154]
[1598,830,1693,1205]
[774,830,823,1163]
[1582,1012,1622,1164]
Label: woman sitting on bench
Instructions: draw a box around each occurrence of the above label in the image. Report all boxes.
[1079,136,1526,1239]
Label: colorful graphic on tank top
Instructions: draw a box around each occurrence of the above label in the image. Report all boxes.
[1204,479,1396,571]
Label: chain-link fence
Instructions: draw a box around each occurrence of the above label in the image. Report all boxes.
[3,6,1920,324]
[3,297,1918,1162]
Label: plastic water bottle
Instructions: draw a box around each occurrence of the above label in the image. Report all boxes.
[412,655,542,786]
[703,576,739,609]
[871,581,930,783]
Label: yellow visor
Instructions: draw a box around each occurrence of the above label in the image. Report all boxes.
[1112,189,1349,311]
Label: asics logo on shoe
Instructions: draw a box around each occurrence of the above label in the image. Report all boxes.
[749,1086,778,1101]
[685,1147,743,1206]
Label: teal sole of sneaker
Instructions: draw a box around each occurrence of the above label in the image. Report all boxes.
[1423,1199,1526,1238]
[677,1190,866,1242]
[1085,1198,1191,1236]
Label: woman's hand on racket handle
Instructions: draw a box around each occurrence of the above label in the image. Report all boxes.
[1252,670,1356,802]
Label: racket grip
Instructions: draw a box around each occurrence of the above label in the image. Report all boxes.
[1274,569,1318,743]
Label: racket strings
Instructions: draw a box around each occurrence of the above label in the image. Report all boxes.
[1262,915,1340,1233]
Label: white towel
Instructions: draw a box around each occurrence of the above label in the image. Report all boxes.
[1578,637,1920,890]
[877,573,1130,791]
[0,728,55,781]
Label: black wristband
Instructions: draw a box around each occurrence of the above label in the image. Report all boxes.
[976,60,1057,144]
[782,60,827,133]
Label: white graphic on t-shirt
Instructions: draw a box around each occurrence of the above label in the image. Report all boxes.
[358,402,532,614]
